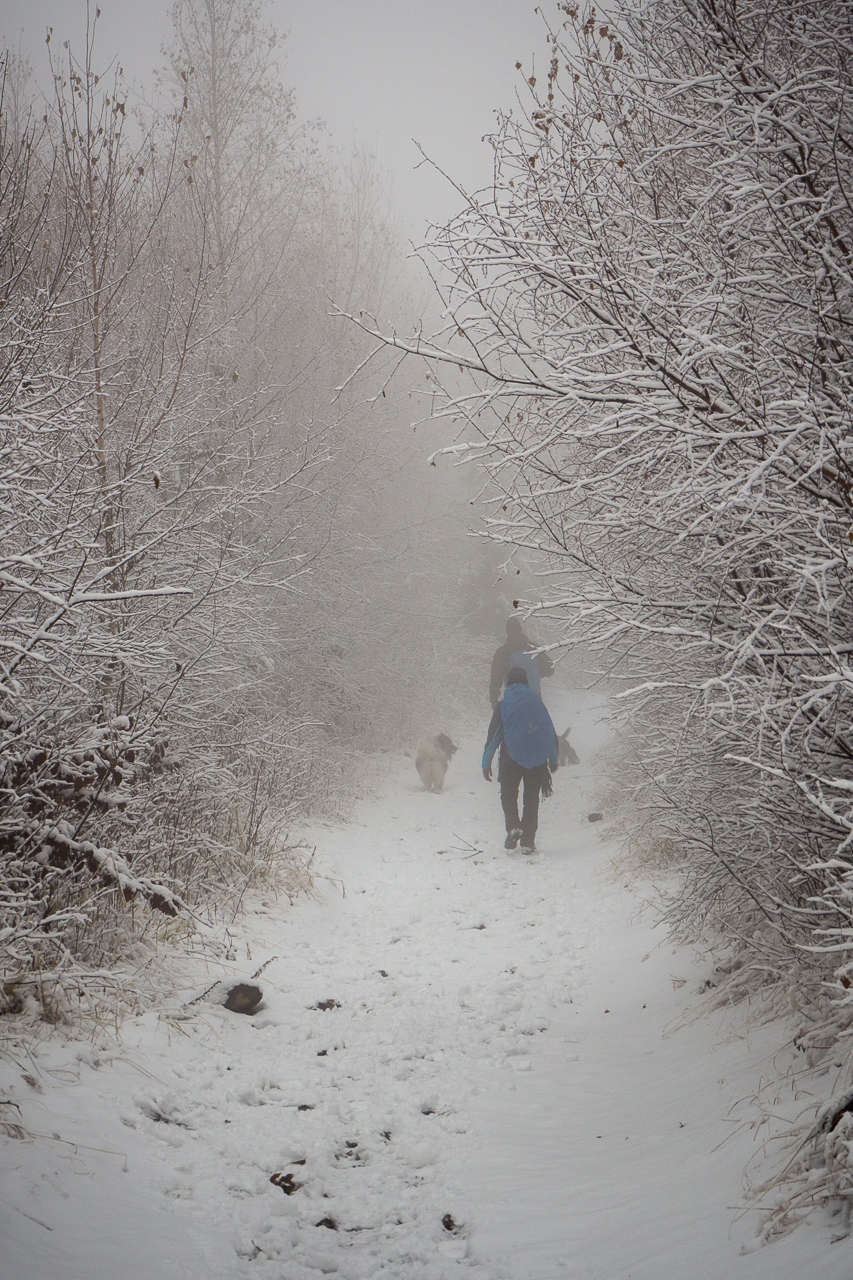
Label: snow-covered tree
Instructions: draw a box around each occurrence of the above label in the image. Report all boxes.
[0,20,319,1011]
[350,0,853,1226]
[0,51,190,1006]
[165,0,483,754]
[1,0,484,1015]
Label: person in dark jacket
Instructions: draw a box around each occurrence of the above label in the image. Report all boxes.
[482,667,559,853]
[488,615,554,707]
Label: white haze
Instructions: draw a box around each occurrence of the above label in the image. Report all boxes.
[4,0,550,236]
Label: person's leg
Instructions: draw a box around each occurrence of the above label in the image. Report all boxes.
[519,767,542,848]
[498,753,523,841]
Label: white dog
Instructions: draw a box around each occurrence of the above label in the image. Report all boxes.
[415,734,458,793]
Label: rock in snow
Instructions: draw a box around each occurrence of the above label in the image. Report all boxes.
[223,983,264,1015]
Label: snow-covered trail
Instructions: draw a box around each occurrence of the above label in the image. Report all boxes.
[4,687,853,1279]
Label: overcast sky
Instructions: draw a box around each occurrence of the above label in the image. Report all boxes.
[3,0,552,238]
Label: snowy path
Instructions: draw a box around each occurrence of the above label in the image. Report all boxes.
[4,688,853,1279]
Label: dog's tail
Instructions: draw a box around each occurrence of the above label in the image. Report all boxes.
[558,727,580,765]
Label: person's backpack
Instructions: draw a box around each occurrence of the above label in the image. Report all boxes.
[508,649,541,695]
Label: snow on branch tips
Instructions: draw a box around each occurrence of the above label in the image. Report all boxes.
[371,0,853,1234]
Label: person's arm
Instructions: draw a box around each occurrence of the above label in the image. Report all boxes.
[482,704,503,778]
[489,646,506,706]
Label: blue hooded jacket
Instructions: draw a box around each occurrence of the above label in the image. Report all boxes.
[482,681,558,771]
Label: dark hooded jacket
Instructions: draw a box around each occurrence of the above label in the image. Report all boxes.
[489,629,554,707]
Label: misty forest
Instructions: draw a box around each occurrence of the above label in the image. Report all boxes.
[4,1,853,1277]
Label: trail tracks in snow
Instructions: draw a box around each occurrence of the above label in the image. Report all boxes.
[5,688,853,1279]
[1,688,609,1280]
[112,706,610,1280]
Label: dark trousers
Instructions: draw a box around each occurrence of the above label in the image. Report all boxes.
[498,751,543,844]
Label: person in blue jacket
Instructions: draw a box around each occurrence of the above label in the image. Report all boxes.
[482,666,559,853]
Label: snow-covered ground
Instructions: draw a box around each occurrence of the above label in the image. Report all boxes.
[3,686,853,1279]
